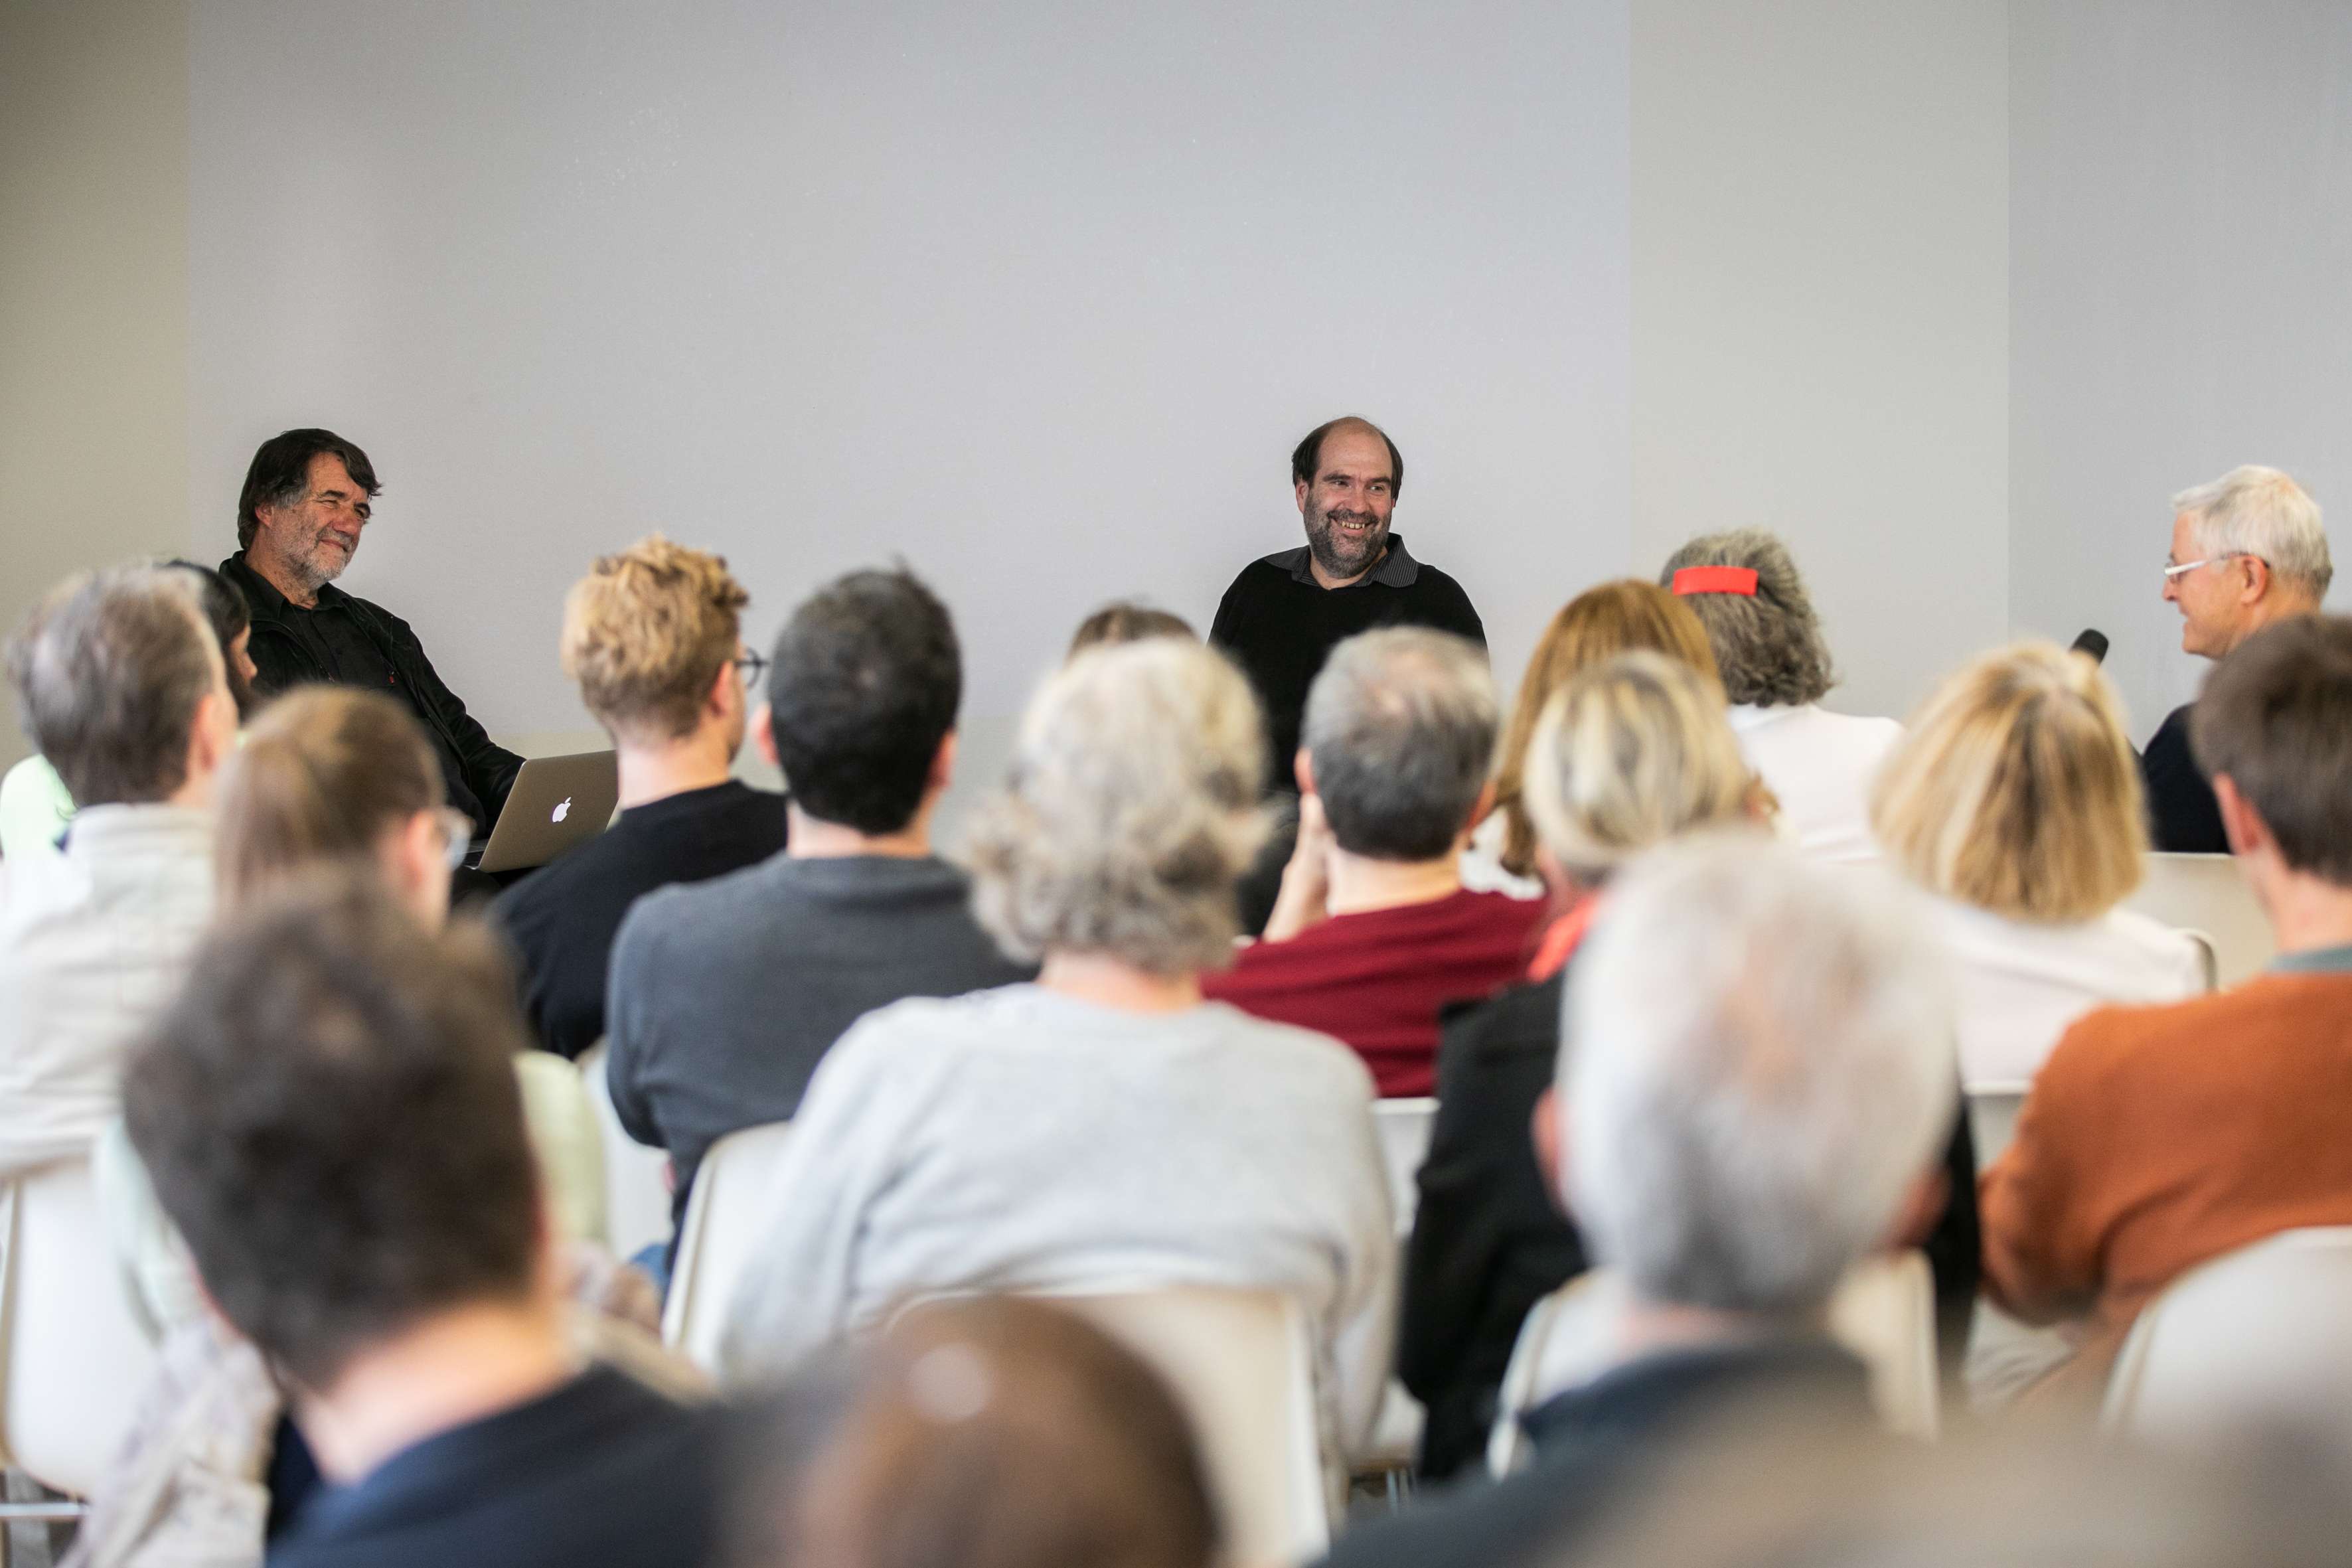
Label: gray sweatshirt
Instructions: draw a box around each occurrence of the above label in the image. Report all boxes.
[716,984,1397,1458]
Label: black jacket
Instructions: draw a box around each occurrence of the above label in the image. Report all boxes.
[2140,701,2228,853]
[1401,961,1980,1482]
[221,552,522,832]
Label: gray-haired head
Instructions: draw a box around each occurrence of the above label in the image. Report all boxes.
[1658,530,1835,708]
[1300,627,1496,861]
[1562,836,1953,1315]
[968,639,1271,977]
[2174,466,2331,601]
[7,566,226,807]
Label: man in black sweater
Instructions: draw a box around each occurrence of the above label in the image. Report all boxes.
[492,536,787,1059]
[2146,465,2331,852]
[1209,416,1485,790]
[220,428,522,834]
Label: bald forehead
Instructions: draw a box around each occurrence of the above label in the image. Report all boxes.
[1310,422,1395,483]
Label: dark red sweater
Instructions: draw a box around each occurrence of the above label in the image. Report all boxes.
[1203,888,1545,1096]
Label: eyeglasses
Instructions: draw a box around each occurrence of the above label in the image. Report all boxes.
[2163,552,2256,580]
[434,807,477,870]
[734,648,770,686]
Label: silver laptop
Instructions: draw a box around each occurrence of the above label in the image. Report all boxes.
[471,750,620,874]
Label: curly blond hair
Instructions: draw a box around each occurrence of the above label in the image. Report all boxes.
[560,535,748,744]
[968,641,1271,976]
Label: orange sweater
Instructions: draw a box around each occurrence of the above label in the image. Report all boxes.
[1980,970,2352,1404]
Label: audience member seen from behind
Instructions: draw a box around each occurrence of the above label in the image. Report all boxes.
[2146,466,2330,852]
[0,567,237,1178]
[1402,653,1767,1479]
[493,537,786,1059]
[0,560,256,864]
[123,878,726,1568]
[730,1297,1217,1568]
[1327,836,1958,1568]
[1981,615,2352,1409]
[605,568,1033,1253]
[220,428,524,836]
[1204,627,1544,1097]
[1872,641,2205,1090]
[717,639,1395,1466]
[1067,600,1196,658]
[1465,579,1723,899]
[1660,530,1900,862]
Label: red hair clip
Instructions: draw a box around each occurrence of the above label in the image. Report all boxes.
[1672,566,1759,597]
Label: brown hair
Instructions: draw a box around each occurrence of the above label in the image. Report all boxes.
[561,534,749,744]
[1492,581,1721,876]
[2193,614,2352,886]
[6,566,222,807]
[215,686,442,909]
[1065,602,1196,659]
[123,872,539,1391]
[1873,641,2145,922]
[735,1296,1218,1568]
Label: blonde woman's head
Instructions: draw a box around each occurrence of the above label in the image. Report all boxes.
[1871,641,2146,923]
[969,640,1269,977]
[215,686,459,927]
[1522,651,1759,886]
[1494,581,1721,876]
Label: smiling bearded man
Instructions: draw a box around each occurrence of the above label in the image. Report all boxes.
[1209,415,1487,795]
[220,428,522,838]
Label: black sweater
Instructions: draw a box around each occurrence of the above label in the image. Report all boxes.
[1208,534,1484,789]
[2141,701,2228,853]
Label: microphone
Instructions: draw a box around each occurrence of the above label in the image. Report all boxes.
[2071,628,2110,664]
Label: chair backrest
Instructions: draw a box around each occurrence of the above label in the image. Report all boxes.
[1486,1250,1938,1476]
[662,1119,795,1369]
[2124,853,2272,988]
[2102,1227,2352,1458]
[1052,1286,1329,1567]
[1966,1081,2031,1170]
[0,1159,163,1498]
[578,1042,675,1262]
[1372,1097,1437,1237]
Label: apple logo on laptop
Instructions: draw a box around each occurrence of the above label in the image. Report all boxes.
[551,797,572,824]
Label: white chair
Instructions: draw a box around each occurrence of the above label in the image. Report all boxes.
[2124,853,2272,988]
[1486,1250,1938,1476]
[1051,1287,1328,1567]
[0,1159,163,1511]
[661,1119,795,1370]
[1372,1098,1437,1239]
[2102,1227,2352,1462]
[577,1042,675,1262]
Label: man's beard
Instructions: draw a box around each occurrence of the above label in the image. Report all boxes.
[286,529,353,593]
[1304,501,1389,581]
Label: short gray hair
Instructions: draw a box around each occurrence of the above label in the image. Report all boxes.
[1301,628,1495,860]
[7,566,222,807]
[969,640,1271,976]
[2175,465,2331,599]
[1563,837,1953,1315]
[1658,530,1834,707]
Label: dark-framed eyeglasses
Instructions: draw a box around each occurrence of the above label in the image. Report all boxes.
[733,648,770,687]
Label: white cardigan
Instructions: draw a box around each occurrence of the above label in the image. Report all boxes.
[1728,702,1903,864]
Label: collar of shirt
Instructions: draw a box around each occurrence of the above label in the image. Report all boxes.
[1265,532,1423,589]
[228,551,351,619]
[2270,944,2352,975]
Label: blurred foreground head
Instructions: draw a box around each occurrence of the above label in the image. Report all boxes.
[730,1296,1217,1568]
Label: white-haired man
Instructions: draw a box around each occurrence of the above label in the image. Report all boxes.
[2149,466,2330,851]
[1321,836,1956,1568]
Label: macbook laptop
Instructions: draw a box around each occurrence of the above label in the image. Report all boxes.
[468,749,620,874]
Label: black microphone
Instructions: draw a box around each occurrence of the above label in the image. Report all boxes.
[2071,628,2110,664]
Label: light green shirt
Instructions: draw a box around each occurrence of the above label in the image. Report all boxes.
[0,753,74,862]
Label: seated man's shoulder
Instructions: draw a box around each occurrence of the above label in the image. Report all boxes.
[611,857,775,962]
[2044,983,2284,1094]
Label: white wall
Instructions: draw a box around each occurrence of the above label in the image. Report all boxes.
[2010,1,2352,743]
[0,1,190,768]
[1630,0,2011,724]
[185,0,1632,833]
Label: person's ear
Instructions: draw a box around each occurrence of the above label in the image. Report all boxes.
[929,730,958,793]
[1529,1086,1571,1220]
[2238,554,2271,606]
[708,658,737,719]
[2214,773,2271,860]
[1295,478,1312,518]
[753,704,779,769]
[186,688,234,785]
[1882,1168,1948,1253]
[1466,777,1498,833]
[1294,749,1318,803]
